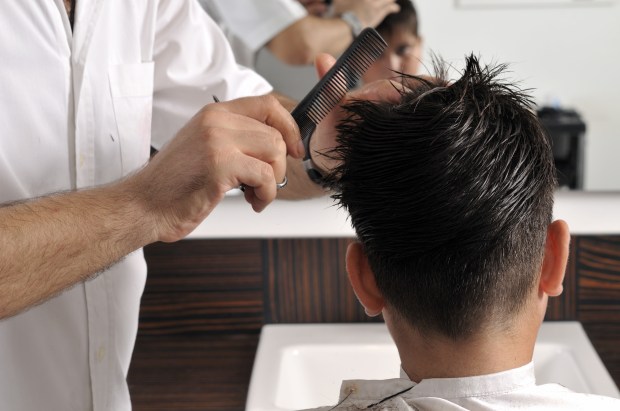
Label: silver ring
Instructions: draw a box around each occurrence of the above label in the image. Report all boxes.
[276,175,288,190]
[238,175,288,192]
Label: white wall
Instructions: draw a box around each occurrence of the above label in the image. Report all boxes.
[257,1,620,190]
[416,1,620,190]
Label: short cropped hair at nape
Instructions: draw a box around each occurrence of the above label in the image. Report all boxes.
[325,55,556,340]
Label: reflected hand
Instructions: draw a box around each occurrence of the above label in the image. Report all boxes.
[332,0,400,28]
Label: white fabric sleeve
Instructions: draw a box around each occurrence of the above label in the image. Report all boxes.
[203,0,308,53]
[150,0,273,149]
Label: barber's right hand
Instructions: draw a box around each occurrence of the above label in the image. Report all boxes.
[332,0,400,29]
[129,94,301,243]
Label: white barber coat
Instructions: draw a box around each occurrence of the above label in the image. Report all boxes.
[0,1,271,410]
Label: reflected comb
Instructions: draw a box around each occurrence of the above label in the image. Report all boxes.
[291,28,387,184]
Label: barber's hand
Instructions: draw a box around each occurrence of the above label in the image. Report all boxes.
[332,0,400,29]
[130,95,301,243]
[309,53,404,175]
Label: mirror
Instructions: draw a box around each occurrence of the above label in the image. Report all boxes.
[255,1,620,191]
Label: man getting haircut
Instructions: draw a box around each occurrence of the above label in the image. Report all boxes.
[305,55,620,410]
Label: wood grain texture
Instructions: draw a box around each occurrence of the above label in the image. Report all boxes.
[129,236,620,411]
[140,240,264,335]
[265,238,373,324]
[575,236,620,387]
[128,333,259,411]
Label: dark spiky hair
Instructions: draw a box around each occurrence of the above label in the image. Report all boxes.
[325,54,556,340]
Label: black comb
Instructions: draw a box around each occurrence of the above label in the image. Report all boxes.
[291,28,387,184]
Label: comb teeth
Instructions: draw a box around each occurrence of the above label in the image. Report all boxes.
[292,28,387,140]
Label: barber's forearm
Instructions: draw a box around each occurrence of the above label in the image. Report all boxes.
[267,16,352,65]
[0,182,155,319]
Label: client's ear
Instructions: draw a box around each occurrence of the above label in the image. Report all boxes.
[539,220,571,297]
[346,242,385,317]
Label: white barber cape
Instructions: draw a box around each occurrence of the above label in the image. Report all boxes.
[0,1,271,410]
[304,363,620,411]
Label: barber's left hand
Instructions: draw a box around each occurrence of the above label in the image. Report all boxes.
[309,53,404,175]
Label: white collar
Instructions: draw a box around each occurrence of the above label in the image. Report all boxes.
[336,362,536,405]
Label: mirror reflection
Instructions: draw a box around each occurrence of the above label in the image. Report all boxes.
[248,1,620,191]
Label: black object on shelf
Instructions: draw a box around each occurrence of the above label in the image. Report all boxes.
[537,107,586,190]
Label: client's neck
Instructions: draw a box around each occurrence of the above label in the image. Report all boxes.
[385,310,540,383]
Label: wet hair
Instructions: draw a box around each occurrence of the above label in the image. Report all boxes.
[325,55,556,340]
[376,0,418,37]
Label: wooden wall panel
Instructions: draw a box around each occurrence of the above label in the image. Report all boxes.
[577,237,620,316]
[264,238,373,324]
[129,334,259,411]
[575,236,620,385]
[130,235,620,411]
[140,240,264,335]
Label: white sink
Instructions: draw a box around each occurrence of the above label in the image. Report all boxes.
[246,322,620,411]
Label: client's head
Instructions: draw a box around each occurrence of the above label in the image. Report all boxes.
[327,55,569,342]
